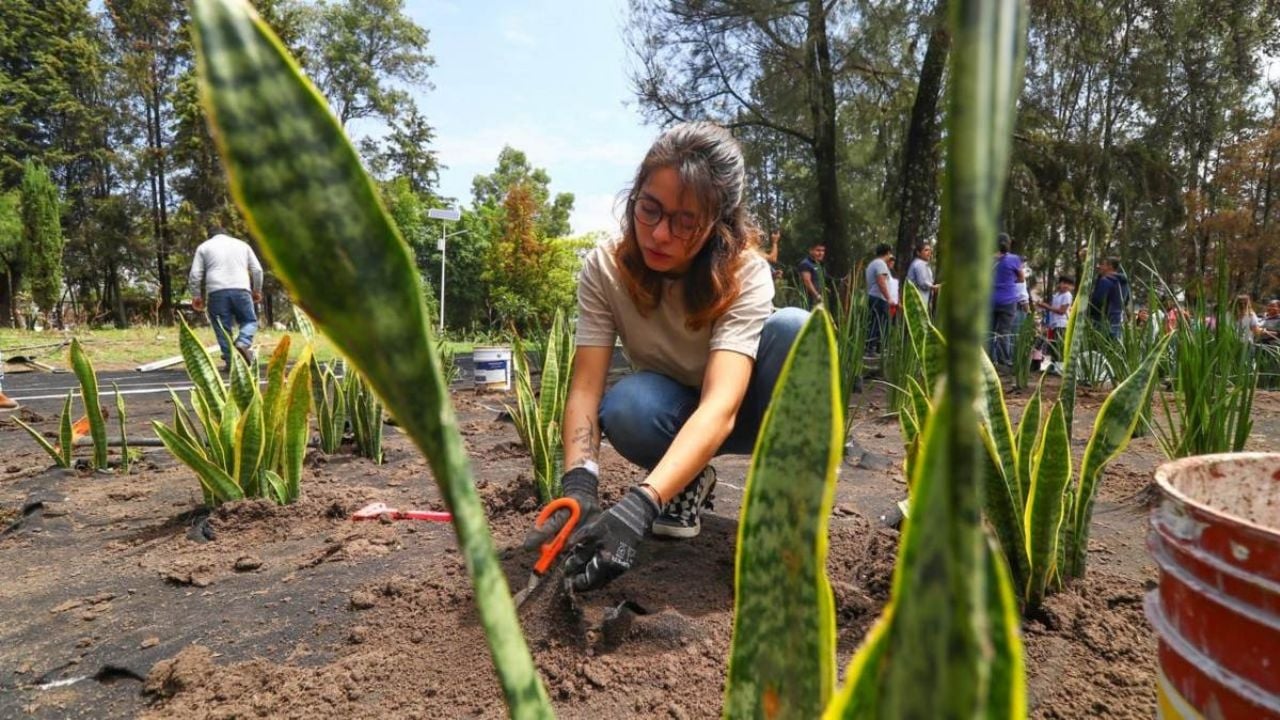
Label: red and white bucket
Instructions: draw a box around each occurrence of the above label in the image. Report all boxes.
[1146,453,1280,719]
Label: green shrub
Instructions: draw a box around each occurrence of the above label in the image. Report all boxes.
[507,308,574,503]
[311,358,347,454]
[344,367,384,463]
[1150,294,1257,458]
[14,338,114,470]
[153,323,313,506]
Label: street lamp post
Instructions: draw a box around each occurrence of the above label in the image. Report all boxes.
[427,208,463,332]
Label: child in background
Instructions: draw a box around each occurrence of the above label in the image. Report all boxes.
[1036,276,1074,368]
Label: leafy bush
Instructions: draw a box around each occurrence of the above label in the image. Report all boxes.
[14,391,76,468]
[153,322,312,506]
[1150,297,1257,458]
[311,359,346,454]
[507,308,574,503]
[14,339,114,470]
[344,367,384,463]
[979,336,1169,606]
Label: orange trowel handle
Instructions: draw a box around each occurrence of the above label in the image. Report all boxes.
[533,496,581,574]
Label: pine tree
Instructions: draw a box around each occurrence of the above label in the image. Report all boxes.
[20,160,64,324]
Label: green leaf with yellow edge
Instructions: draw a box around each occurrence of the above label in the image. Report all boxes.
[113,382,130,473]
[13,412,68,468]
[725,307,841,719]
[262,335,291,434]
[69,338,108,469]
[1023,402,1070,607]
[179,317,226,411]
[190,0,551,713]
[154,421,244,504]
[1014,384,1042,503]
[980,422,1027,590]
[281,350,313,503]
[263,469,287,505]
[233,394,265,497]
[979,351,1017,490]
[854,0,1030,713]
[228,341,256,412]
[982,535,1028,717]
[1067,333,1172,578]
[58,391,74,467]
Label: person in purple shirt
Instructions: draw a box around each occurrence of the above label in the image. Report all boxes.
[989,233,1024,366]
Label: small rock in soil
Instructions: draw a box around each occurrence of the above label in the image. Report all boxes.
[348,626,368,644]
[582,664,610,689]
[349,590,377,610]
[50,599,84,614]
[233,555,263,572]
[140,637,160,649]
[667,703,689,720]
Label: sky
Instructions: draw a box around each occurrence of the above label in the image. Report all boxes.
[400,0,655,237]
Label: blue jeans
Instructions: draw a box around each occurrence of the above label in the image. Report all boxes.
[206,289,258,364]
[990,302,1018,365]
[867,296,890,355]
[598,307,808,469]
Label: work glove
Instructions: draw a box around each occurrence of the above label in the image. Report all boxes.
[522,467,602,551]
[562,485,661,592]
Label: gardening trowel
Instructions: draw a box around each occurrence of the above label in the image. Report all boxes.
[513,496,581,609]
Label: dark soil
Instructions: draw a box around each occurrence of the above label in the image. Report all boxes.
[3,371,1277,719]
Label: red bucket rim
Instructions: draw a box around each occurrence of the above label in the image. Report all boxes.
[1154,452,1280,537]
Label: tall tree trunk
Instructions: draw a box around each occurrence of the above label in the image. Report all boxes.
[806,0,849,277]
[150,61,174,325]
[894,0,950,279]
[0,270,14,328]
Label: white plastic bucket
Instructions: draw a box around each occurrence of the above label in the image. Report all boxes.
[473,346,512,391]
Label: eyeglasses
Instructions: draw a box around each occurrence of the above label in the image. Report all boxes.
[634,195,702,242]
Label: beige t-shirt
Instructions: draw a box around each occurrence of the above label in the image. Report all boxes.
[576,240,775,388]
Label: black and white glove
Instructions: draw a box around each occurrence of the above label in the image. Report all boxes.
[522,467,601,550]
[562,485,661,592]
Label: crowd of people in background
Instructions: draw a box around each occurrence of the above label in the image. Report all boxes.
[767,228,1280,368]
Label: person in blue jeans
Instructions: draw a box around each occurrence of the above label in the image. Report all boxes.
[989,233,1024,365]
[1088,256,1127,339]
[524,122,807,592]
[189,228,264,369]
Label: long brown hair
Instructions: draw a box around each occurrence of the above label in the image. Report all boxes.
[613,122,760,330]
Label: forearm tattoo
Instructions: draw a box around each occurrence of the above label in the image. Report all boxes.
[569,414,600,467]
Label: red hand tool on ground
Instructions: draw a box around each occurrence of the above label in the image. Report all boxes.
[513,496,581,608]
[351,502,452,523]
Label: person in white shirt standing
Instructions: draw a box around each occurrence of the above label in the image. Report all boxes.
[189,227,264,369]
[906,242,939,300]
[1035,275,1074,365]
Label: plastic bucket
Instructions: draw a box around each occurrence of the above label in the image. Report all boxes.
[473,346,512,392]
[1145,453,1280,720]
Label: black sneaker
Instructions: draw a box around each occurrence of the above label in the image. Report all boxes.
[652,466,717,539]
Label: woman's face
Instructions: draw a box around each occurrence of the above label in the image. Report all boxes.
[633,166,714,275]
